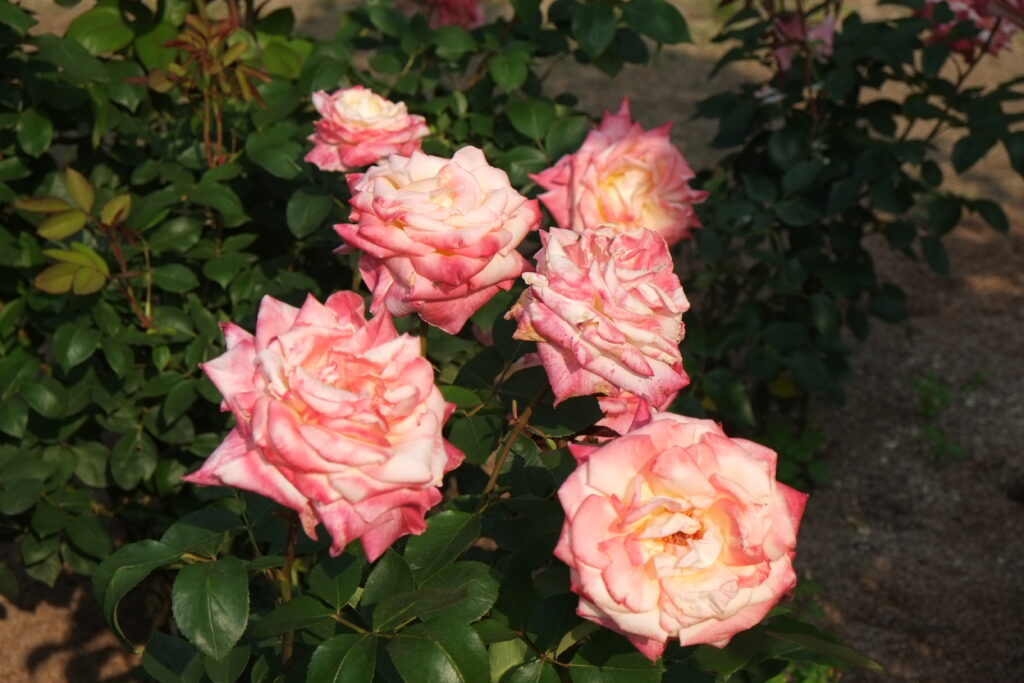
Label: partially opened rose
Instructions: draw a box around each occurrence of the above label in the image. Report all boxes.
[305,86,429,172]
[184,292,463,561]
[555,413,808,661]
[772,14,836,71]
[507,227,689,408]
[337,146,540,334]
[531,100,707,246]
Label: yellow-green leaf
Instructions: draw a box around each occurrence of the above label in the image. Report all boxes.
[13,197,73,213]
[100,195,131,226]
[37,209,88,240]
[43,248,95,268]
[72,266,107,295]
[65,167,95,213]
[70,242,110,275]
[34,263,77,294]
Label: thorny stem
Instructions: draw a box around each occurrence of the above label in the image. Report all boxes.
[477,387,546,510]
[102,220,151,329]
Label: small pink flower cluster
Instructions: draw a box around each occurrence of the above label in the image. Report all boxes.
[920,0,1021,57]
[187,90,805,661]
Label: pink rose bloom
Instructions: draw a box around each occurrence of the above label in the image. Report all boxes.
[920,0,1019,56]
[507,227,689,409]
[531,100,707,247]
[595,390,673,437]
[337,146,541,334]
[184,292,463,561]
[305,86,429,172]
[555,413,808,661]
[772,14,836,71]
[396,0,483,29]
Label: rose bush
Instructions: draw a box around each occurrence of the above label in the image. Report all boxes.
[184,292,463,560]
[337,146,540,334]
[305,86,429,172]
[555,413,807,661]
[531,100,707,246]
[508,227,689,410]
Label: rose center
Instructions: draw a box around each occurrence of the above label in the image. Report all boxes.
[662,527,704,545]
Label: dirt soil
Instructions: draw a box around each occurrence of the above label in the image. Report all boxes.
[2,1,1022,681]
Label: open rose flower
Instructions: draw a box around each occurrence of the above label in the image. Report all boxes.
[556,413,808,661]
[304,86,429,172]
[531,100,707,246]
[396,0,483,29]
[183,292,463,561]
[920,0,1019,57]
[337,146,540,334]
[507,227,689,409]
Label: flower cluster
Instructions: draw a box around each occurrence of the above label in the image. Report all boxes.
[186,89,805,662]
[920,0,1020,57]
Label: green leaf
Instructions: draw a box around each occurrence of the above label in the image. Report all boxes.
[249,595,334,638]
[373,587,467,631]
[0,397,28,439]
[367,3,407,36]
[307,551,365,610]
[764,617,884,671]
[694,629,766,679]
[34,34,109,83]
[573,3,616,58]
[94,540,180,642]
[260,42,303,79]
[16,108,53,158]
[921,235,949,275]
[545,116,591,160]
[111,430,158,489]
[568,631,664,682]
[506,98,555,140]
[433,25,476,61]
[702,368,755,427]
[921,43,948,77]
[204,645,250,683]
[360,549,415,619]
[403,510,481,582]
[1004,132,1024,176]
[499,146,549,187]
[0,561,18,602]
[52,324,101,373]
[387,617,489,683]
[622,0,691,43]
[490,52,529,90]
[37,210,88,240]
[66,514,112,559]
[308,634,377,683]
[781,160,824,195]
[160,508,245,556]
[787,350,835,396]
[172,556,249,660]
[447,414,503,465]
[286,187,333,239]
[22,376,68,419]
[971,199,1008,233]
[951,134,996,173]
[0,1,36,34]
[142,631,205,683]
[421,561,499,623]
[189,184,246,216]
[775,199,820,227]
[148,217,203,255]
[66,5,134,54]
[503,659,560,683]
[152,264,200,293]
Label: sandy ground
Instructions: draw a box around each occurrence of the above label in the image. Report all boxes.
[2,1,1022,681]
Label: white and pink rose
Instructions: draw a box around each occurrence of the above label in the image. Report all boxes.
[184,292,463,561]
[337,146,540,334]
[556,413,807,660]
